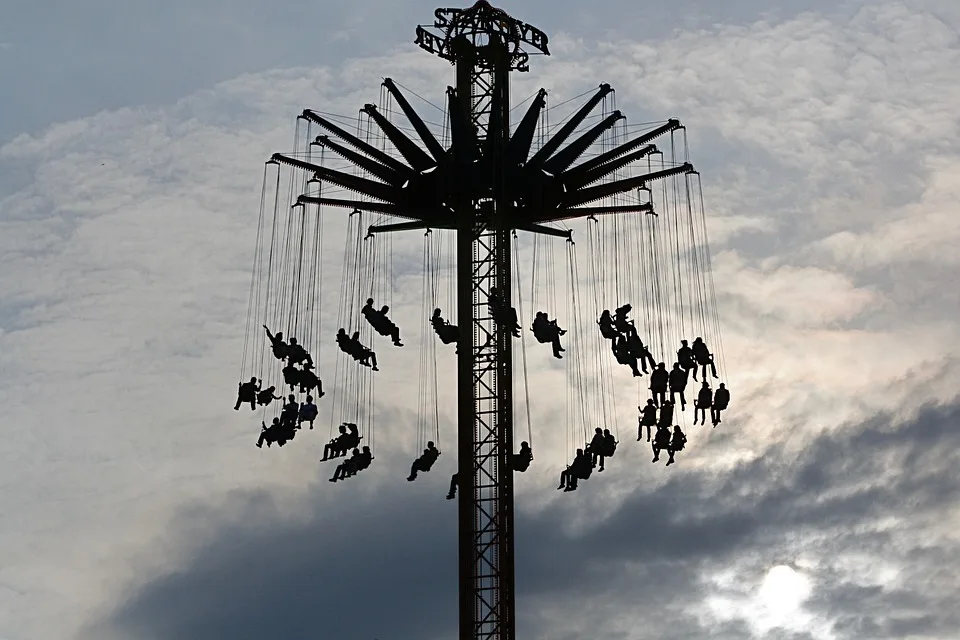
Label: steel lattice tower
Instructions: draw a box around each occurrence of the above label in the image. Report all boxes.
[270,3,694,638]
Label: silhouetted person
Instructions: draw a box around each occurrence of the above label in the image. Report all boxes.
[297,362,323,395]
[336,328,379,370]
[677,339,695,375]
[667,425,687,466]
[351,446,374,475]
[597,310,618,340]
[330,448,361,482]
[488,287,521,337]
[286,337,313,367]
[322,425,348,460]
[431,308,460,345]
[558,448,592,491]
[712,383,730,426]
[264,325,289,361]
[282,363,300,392]
[256,385,282,407]
[649,363,669,405]
[408,441,441,481]
[235,377,259,410]
[639,400,658,442]
[694,381,712,425]
[280,395,300,429]
[511,441,533,472]
[586,427,605,467]
[596,428,617,471]
[362,298,403,346]
[652,425,672,463]
[614,334,642,376]
[531,311,566,358]
[691,337,718,380]
[298,395,318,429]
[627,333,656,373]
[446,473,459,500]
[668,362,689,410]
[256,417,282,448]
[658,400,675,428]
[614,303,638,337]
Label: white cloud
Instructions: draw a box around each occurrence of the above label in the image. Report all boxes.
[1,1,959,638]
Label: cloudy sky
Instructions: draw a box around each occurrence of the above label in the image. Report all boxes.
[2,1,960,639]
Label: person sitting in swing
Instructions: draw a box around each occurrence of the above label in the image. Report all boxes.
[256,385,283,407]
[694,381,712,426]
[691,337,718,380]
[649,363,669,406]
[593,428,618,472]
[350,331,380,370]
[558,448,592,492]
[297,362,323,396]
[677,339,695,375]
[408,441,441,481]
[667,425,687,466]
[597,310,619,340]
[339,445,374,479]
[298,395,319,429]
[362,298,404,346]
[711,383,730,426]
[336,328,380,371]
[638,400,658,442]
[613,334,642,376]
[626,333,656,373]
[234,377,259,411]
[531,312,566,359]
[431,308,460,345]
[446,473,459,500]
[330,448,362,482]
[256,417,282,448]
[279,395,300,429]
[321,425,348,461]
[263,325,289,361]
[286,337,313,367]
[586,428,605,468]
[651,424,673,464]
[613,303,638,337]
[602,428,617,457]
[511,441,533,472]
[282,362,301,393]
[488,287,521,337]
[668,362,689,410]
[658,399,675,429]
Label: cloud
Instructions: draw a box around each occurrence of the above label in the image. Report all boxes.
[87,400,960,640]
[1,1,959,639]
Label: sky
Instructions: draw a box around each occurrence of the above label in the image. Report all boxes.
[1,1,960,639]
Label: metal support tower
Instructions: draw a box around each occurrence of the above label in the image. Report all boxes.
[451,33,516,640]
[270,4,695,638]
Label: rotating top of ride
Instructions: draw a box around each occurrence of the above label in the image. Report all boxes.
[415,1,550,72]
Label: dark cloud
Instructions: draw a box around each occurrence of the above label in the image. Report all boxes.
[87,399,960,640]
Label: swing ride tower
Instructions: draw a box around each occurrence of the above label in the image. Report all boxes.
[267,2,697,638]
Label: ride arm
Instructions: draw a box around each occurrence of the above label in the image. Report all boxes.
[565,119,680,181]
[562,145,657,191]
[559,163,693,208]
[314,135,406,186]
[362,104,436,173]
[382,78,447,161]
[506,88,547,166]
[301,110,411,175]
[542,110,624,176]
[526,83,613,168]
[535,202,653,223]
